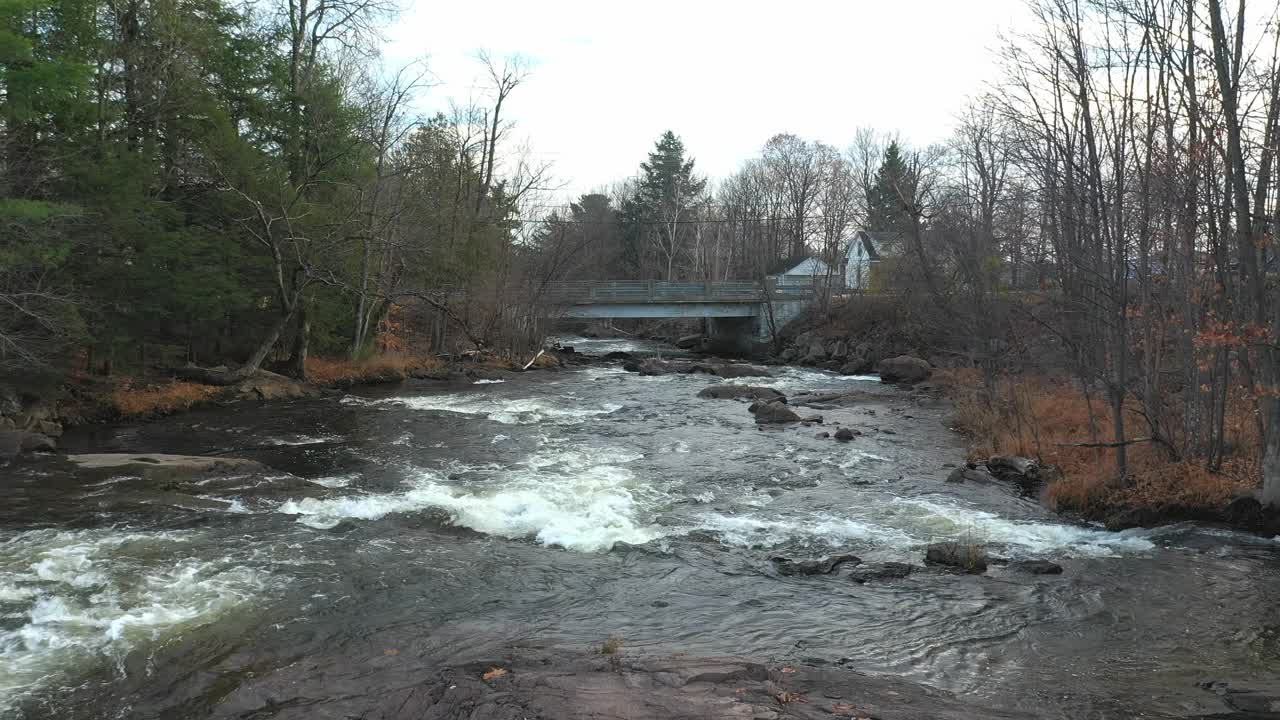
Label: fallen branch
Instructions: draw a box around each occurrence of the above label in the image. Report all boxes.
[522,349,545,371]
[1054,437,1155,449]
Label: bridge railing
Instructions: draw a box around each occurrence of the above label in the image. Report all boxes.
[543,279,816,305]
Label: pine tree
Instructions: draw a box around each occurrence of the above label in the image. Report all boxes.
[865,141,916,242]
[622,131,706,279]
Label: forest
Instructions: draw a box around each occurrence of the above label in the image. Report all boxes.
[4,0,1280,505]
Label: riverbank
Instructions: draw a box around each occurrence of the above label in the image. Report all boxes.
[0,350,572,454]
[772,297,1279,539]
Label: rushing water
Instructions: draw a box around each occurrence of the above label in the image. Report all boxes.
[2,339,1279,719]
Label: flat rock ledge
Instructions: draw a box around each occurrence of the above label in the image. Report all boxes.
[347,648,1038,720]
[66,453,265,480]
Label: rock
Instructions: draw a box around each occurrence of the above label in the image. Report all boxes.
[1104,506,1162,531]
[779,347,800,363]
[33,420,62,437]
[839,356,873,375]
[830,340,849,360]
[0,416,14,431]
[802,341,828,365]
[637,359,666,375]
[675,334,704,350]
[713,364,772,379]
[66,453,266,482]
[878,355,933,384]
[622,360,641,373]
[603,351,634,362]
[946,466,999,484]
[0,431,57,459]
[0,385,20,416]
[227,370,322,402]
[800,414,823,424]
[771,553,860,576]
[1008,560,1063,575]
[815,432,830,439]
[754,401,801,424]
[1223,495,1266,527]
[849,562,915,584]
[699,385,786,403]
[834,428,857,442]
[924,541,988,574]
[986,455,1054,490]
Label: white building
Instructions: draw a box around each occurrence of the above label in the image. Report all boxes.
[774,230,890,291]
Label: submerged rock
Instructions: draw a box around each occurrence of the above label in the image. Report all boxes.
[834,428,857,442]
[67,453,266,482]
[1008,560,1063,575]
[713,364,772,379]
[771,553,860,576]
[878,355,932,384]
[698,385,785,402]
[924,541,988,574]
[849,562,915,584]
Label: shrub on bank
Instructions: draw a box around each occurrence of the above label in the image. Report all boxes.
[936,369,1257,519]
[112,381,219,417]
[304,353,443,385]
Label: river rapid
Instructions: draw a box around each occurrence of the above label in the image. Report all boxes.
[2,338,1279,719]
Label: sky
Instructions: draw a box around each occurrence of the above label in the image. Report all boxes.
[383,0,1031,203]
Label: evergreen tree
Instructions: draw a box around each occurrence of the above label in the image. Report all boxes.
[621,131,706,279]
[866,141,916,243]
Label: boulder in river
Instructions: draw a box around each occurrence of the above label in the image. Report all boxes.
[771,553,860,576]
[849,562,915,584]
[834,427,857,442]
[699,385,785,402]
[986,455,1056,490]
[839,356,873,376]
[227,370,323,402]
[924,541,988,574]
[753,401,801,425]
[0,430,57,459]
[1008,560,1063,575]
[713,364,772,379]
[878,355,932,384]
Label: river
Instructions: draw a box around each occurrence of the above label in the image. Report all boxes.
[2,338,1279,719]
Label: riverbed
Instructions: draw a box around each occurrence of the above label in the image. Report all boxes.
[2,339,1279,719]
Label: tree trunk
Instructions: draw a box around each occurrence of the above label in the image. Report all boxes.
[286,302,310,379]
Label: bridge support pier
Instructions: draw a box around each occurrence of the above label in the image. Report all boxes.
[706,316,756,357]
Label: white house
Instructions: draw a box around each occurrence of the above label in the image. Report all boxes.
[774,230,890,291]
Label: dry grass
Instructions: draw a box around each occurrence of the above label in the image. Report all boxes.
[935,368,1258,517]
[304,353,443,386]
[112,381,219,417]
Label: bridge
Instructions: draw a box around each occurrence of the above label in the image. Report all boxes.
[542,279,819,354]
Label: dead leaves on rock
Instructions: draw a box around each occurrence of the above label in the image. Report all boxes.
[482,666,508,681]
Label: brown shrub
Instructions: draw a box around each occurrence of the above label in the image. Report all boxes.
[305,353,442,386]
[112,381,218,417]
[935,369,1258,516]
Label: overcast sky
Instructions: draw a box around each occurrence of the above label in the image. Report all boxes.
[384,0,1030,203]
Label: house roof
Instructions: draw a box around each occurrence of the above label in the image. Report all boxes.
[782,256,833,276]
[851,230,897,261]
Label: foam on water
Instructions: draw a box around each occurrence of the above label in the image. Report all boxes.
[696,495,1155,558]
[367,393,623,425]
[267,434,342,446]
[724,366,881,394]
[0,529,268,715]
[472,379,505,385]
[278,446,660,552]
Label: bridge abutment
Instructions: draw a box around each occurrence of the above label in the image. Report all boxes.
[706,316,757,356]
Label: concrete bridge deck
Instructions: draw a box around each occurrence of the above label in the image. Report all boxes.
[544,280,815,319]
